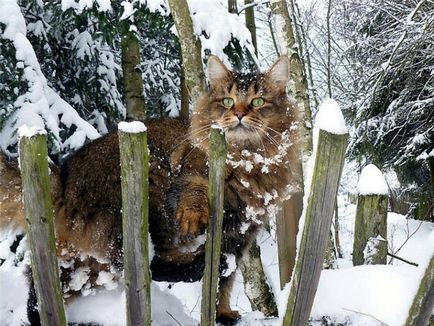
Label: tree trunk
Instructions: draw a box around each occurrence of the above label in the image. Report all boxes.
[244,0,258,57]
[326,0,333,98]
[270,0,313,156]
[19,132,67,326]
[289,0,319,108]
[334,198,343,258]
[404,253,434,326]
[353,195,388,266]
[121,33,146,121]
[238,239,278,317]
[168,0,207,106]
[270,0,310,288]
[201,128,227,326]
[228,0,237,14]
[284,129,348,326]
[118,122,151,326]
[180,65,189,120]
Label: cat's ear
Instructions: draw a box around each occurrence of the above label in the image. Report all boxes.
[207,55,231,87]
[266,55,290,89]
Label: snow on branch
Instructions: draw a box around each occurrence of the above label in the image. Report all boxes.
[187,0,256,67]
[0,0,100,156]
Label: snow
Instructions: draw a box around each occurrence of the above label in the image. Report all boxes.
[358,164,389,196]
[187,0,256,67]
[1,199,433,325]
[120,1,136,21]
[17,125,46,139]
[61,0,112,13]
[315,98,348,135]
[0,0,101,156]
[118,121,147,134]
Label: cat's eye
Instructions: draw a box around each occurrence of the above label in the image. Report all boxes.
[223,97,234,108]
[251,97,265,107]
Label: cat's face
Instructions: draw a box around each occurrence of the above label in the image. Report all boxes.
[191,56,296,150]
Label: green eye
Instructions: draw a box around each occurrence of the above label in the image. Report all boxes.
[251,97,265,107]
[223,97,234,108]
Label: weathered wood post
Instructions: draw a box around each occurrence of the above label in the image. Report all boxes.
[404,252,434,326]
[352,164,388,266]
[201,127,227,326]
[118,121,151,326]
[284,99,348,325]
[18,127,67,326]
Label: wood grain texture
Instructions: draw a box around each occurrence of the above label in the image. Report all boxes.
[121,33,146,121]
[284,130,348,325]
[201,128,227,326]
[118,128,151,326]
[353,194,388,266]
[404,253,434,326]
[19,133,67,326]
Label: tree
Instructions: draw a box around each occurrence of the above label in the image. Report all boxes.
[340,0,434,220]
[168,0,206,113]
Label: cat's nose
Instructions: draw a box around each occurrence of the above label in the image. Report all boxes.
[234,110,246,120]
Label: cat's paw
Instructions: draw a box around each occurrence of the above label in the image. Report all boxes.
[175,196,209,237]
[216,309,241,325]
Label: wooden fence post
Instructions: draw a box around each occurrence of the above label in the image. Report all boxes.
[18,128,67,326]
[353,164,388,266]
[201,127,227,326]
[284,99,348,325]
[118,121,151,326]
[404,253,434,326]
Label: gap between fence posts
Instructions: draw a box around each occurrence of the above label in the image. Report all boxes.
[284,129,348,325]
[200,127,227,326]
[118,122,151,326]
[19,131,67,326]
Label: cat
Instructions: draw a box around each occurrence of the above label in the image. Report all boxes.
[0,55,301,324]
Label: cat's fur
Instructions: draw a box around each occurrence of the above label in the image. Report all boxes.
[0,55,301,324]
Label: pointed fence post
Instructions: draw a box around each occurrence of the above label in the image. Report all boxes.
[118,121,151,326]
[284,99,348,325]
[18,128,67,326]
[201,127,227,326]
[352,164,388,266]
[404,252,434,326]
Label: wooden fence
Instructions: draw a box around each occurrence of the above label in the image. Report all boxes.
[18,122,432,325]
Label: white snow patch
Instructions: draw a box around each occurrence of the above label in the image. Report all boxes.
[315,98,348,135]
[222,254,237,277]
[95,271,118,291]
[358,164,389,195]
[118,121,147,134]
[17,125,46,139]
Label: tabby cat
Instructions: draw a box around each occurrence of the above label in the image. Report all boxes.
[0,55,301,324]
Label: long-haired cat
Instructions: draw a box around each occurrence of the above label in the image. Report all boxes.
[0,55,301,324]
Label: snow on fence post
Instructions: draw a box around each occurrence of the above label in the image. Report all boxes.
[18,127,67,326]
[201,126,227,326]
[404,252,434,326]
[284,99,348,326]
[118,121,151,326]
[352,164,388,266]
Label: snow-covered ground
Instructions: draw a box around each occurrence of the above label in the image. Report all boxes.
[1,196,433,326]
